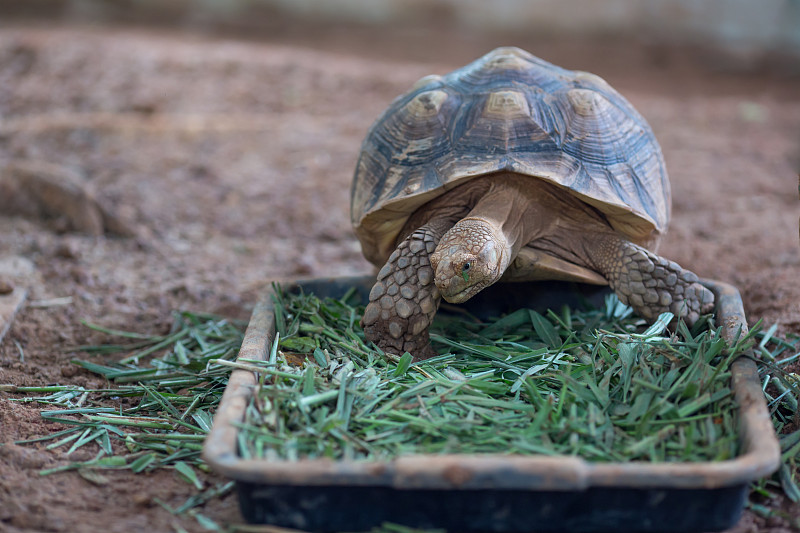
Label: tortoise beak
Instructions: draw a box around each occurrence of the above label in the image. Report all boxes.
[434,256,480,303]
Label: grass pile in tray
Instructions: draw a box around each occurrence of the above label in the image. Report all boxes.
[4,283,800,526]
[236,286,753,464]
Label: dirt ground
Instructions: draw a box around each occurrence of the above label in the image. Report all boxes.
[0,18,799,533]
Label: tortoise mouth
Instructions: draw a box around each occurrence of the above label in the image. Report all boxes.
[441,283,482,304]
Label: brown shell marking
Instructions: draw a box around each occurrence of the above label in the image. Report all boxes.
[352,47,670,266]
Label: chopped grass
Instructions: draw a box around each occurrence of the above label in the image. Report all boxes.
[5,310,245,525]
[750,328,800,515]
[236,286,749,463]
[3,283,800,528]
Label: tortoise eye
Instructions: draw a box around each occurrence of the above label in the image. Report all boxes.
[462,262,471,272]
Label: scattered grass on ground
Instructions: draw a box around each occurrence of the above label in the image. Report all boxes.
[3,284,800,530]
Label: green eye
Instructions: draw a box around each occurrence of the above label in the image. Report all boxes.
[461,262,471,282]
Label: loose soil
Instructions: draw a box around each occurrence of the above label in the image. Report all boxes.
[0,20,799,533]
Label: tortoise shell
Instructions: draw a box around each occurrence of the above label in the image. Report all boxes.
[351,46,670,269]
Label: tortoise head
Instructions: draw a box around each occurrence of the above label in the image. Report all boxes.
[430,218,511,303]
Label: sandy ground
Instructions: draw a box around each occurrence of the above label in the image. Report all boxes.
[0,21,799,532]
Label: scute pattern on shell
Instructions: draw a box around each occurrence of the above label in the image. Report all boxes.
[351,47,670,266]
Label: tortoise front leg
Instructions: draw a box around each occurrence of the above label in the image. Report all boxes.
[592,236,715,326]
[362,220,452,360]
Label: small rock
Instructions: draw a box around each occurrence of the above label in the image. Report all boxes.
[55,242,79,259]
[70,266,90,284]
[132,492,154,508]
[0,280,13,295]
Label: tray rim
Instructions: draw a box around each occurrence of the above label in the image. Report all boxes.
[203,276,780,491]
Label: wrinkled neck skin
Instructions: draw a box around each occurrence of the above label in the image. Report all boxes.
[468,176,547,258]
[430,174,552,303]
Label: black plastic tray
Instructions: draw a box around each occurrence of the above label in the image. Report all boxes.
[204,276,780,532]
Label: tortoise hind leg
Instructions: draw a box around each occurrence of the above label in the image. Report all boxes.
[592,236,715,326]
[361,220,452,360]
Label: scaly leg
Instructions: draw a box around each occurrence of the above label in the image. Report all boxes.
[592,236,715,326]
[361,220,452,360]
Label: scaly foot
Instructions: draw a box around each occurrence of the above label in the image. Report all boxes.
[596,238,715,326]
[362,221,451,360]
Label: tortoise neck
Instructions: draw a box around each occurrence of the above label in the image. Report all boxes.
[464,173,552,259]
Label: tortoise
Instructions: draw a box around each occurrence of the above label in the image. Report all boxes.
[351,47,714,360]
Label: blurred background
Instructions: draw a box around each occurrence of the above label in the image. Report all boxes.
[2,0,799,73]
